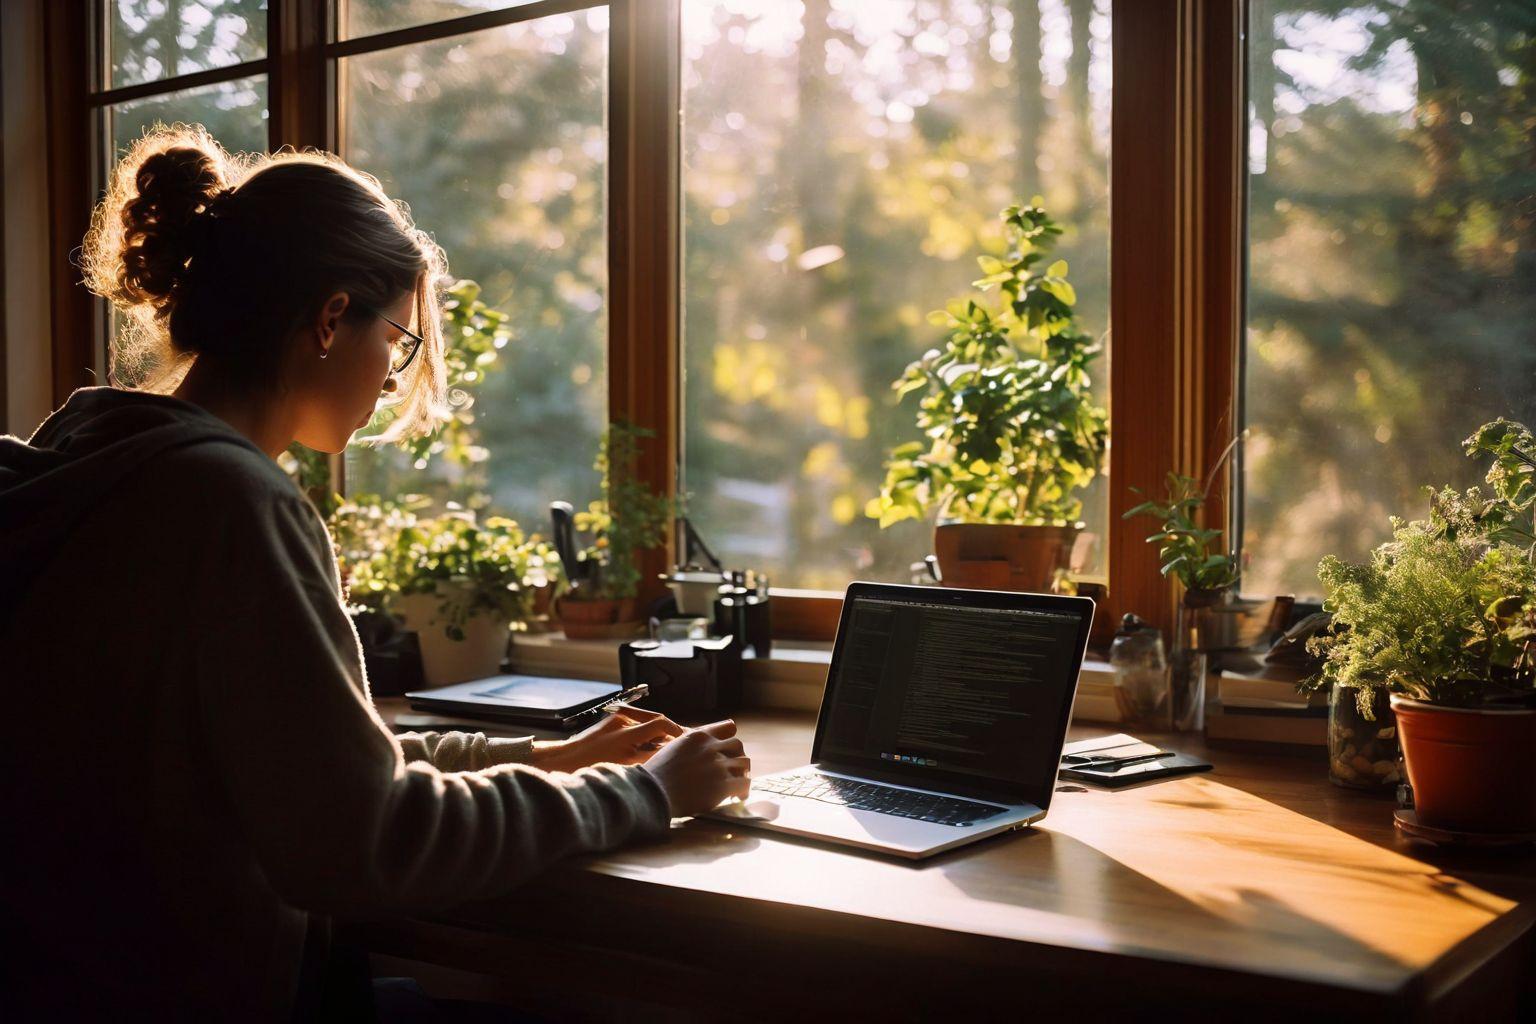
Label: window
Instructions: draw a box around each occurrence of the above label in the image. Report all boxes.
[52,3,1231,640]
[109,76,268,159]
[1242,1,1536,598]
[345,1,549,39]
[680,0,1112,591]
[340,8,611,532]
[108,0,266,89]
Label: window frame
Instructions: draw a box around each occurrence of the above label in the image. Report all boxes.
[47,0,1247,647]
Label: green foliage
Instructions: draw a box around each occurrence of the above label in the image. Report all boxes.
[1304,420,1536,712]
[328,494,558,641]
[1124,472,1241,593]
[867,201,1108,530]
[571,422,680,601]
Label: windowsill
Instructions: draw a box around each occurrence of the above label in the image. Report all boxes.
[510,632,1122,721]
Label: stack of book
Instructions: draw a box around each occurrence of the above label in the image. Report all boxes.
[1206,663,1326,746]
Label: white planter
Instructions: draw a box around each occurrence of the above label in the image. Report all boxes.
[393,586,510,687]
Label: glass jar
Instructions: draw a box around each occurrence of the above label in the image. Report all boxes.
[1328,683,1400,792]
[1110,614,1170,728]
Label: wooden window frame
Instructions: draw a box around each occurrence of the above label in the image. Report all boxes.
[46,0,1246,648]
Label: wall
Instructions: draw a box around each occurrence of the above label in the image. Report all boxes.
[2,0,55,438]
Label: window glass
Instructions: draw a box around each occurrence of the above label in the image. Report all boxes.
[681,0,1112,591]
[109,75,268,157]
[1242,1,1536,597]
[342,11,610,533]
[345,0,548,39]
[109,0,267,89]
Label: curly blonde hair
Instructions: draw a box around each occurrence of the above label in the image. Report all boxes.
[82,123,450,442]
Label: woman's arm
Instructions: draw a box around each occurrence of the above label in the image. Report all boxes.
[191,488,671,914]
[395,730,534,769]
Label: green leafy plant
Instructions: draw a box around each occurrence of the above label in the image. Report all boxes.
[570,421,679,601]
[867,201,1107,529]
[329,494,558,640]
[1124,472,1240,594]
[1303,420,1536,714]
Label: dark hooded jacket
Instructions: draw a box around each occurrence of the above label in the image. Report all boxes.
[0,387,669,1021]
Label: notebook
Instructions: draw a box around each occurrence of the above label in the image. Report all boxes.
[406,674,622,729]
[1058,733,1213,788]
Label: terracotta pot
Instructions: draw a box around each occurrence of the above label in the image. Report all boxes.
[556,596,643,640]
[1391,695,1536,834]
[933,522,1081,592]
[392,588,510,687]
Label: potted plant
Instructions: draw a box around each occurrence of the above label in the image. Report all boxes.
[1123,456,1242,730]
[554,421,678,639]
[330,495,558,686]
[1302,419,1536,834]
[867,200,1108,591]
[1123,465,1242,608]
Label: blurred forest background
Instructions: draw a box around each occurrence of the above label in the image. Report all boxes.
[105,0,1534,597]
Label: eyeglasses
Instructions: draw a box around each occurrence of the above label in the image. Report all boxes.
[370,309,425,375]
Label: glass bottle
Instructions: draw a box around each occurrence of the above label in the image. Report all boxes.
[1109,614,1170,729]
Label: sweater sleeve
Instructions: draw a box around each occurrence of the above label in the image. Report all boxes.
[396,731,536,770]
[191,490,670,914]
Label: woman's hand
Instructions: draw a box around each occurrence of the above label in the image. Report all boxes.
[642,719,751,817]
[527,706,685,773]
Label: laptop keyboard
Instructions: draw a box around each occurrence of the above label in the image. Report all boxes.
[752,771,1009,827]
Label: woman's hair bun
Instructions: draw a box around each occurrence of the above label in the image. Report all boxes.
[107,136,228,313]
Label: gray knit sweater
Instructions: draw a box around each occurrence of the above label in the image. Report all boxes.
[0,387,670,1021]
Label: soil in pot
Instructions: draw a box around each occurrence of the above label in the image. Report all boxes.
[933,522,1081,592]
[1392,695,1536,834]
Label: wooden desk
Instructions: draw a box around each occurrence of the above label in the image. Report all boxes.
[357,702,1536,1021]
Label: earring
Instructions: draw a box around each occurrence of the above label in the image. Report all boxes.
[381,377,398,393]
[320,349,329,360]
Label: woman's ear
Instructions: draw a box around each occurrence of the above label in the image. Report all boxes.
[314,292,351,356]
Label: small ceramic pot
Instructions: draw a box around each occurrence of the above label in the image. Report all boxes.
[556,595,642,640]
[1392,695,1536,834]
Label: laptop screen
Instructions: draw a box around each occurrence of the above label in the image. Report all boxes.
[814,587,1089,803]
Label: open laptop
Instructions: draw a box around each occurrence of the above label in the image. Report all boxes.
[707,581,1094,859]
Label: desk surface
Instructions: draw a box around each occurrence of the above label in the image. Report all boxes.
[365,701,1536,1019]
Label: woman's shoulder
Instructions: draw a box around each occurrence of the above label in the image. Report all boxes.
[139,436,319,532]
[160,436,299,493]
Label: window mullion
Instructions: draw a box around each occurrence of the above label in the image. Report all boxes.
[608,0,682,605]
[1106,0,1244,643]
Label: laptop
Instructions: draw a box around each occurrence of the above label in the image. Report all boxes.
[707,581,1094,859]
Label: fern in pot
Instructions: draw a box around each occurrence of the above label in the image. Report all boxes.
[867,201,1108,591]
[1302,420,1536,835]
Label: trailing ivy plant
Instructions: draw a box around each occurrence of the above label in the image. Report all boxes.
[1302,420,1536,715]
[867,201,1108,529]
[571,421,680,601]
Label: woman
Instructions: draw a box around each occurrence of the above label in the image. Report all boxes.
[0,126,749,1020]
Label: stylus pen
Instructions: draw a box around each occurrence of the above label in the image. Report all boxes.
[597,683,651,715]
[1062,751,1176,770]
